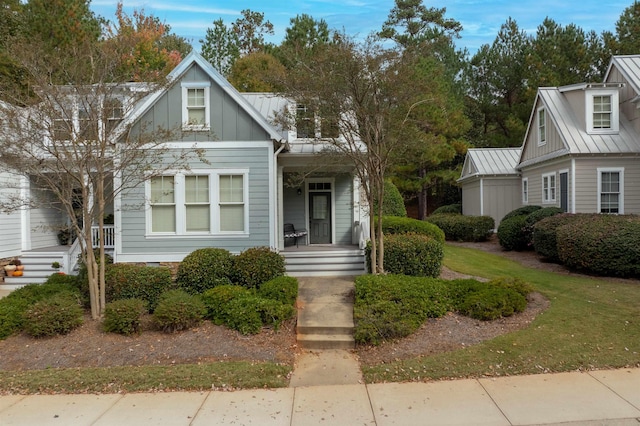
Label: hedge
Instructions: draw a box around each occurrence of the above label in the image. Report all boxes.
[532,214,585,261]
[501,205,542,222]
[153,290,206,333]
[380,216,445,243]
[105,263,174,312]
[175,248,233,294]
[556,214,640,277]
[232,247,286,289]
[426,214,495,242]
[366,233,443,277]
[432,203,461,215]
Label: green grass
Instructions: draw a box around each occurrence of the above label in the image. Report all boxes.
[362,244,640,383]
[0,361,291,394]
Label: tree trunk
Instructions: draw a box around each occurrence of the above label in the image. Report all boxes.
[418,167,428,220]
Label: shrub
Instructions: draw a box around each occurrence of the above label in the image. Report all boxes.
[380,216,445,243]
[354,300,419,345]
[432,203,462,215]
[232,247,285,289]
[258,276,298,306]
[105,264,173,312]
[201,285,251,324]
[373,180,407,217]
[0,282,82,339]
[458,287,527,321]
[176,248,234,294]
[501,205,542,222]
[103,298,147,335]
[255,298,295,331]
[426,214,495,242]
[556,214,640,277]
[488,277,534,298]
[44,273,80,287]
[497,215,529,251]
[224,295,264,335]
[533,214,584,261]
[366,233,443,277]
[153,290,206,333]
[523,207,564,228]
[22,292,84,337]
[447,278,490,308]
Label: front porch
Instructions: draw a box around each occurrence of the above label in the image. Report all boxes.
[282,244,366,277]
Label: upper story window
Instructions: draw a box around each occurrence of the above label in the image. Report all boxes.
[537,108,546,146]
[542,172,556,203]
[586,89,619,134]
[182,82,210,131]
[79,106,98,140]
[104,98,124,133]
[296,104,314,138]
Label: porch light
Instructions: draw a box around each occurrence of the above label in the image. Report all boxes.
[297,188,302,196]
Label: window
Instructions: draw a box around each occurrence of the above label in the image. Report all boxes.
[150,176,176,233]
[522,178,529,204]
[537,108,546,146]
[542,173,556,203]
[185,175,210,232]
[296,104,314,138]
[148,170,248,235]
[79,106,98,140]
[586,90,619,134]
[53,116,72,141]
[598,168,624,214]
[219,175,244,232]
[182,83,210,130]
[104,98,124,133]
[320,117,339,138]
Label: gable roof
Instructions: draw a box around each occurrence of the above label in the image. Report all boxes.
[121,51,284,142]
[459,147,521,182]
[241,93,290,140]
[605,55,640,94]
[518,83,640,169]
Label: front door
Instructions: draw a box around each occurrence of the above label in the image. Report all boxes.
[560,172,568,212]
[309,192,331,244]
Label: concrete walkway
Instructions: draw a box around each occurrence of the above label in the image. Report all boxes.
[1,368,639,425]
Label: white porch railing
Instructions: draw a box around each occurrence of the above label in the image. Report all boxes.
[62,237,81,274]
[91,225,115,249]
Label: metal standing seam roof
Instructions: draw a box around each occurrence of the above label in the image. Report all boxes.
[606,55,640,95]
[241,93,290,140]
[460,147,522,181]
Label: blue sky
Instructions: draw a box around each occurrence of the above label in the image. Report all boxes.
[90,0,632,55]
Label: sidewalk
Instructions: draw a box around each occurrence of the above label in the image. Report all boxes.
[1,367,639,425]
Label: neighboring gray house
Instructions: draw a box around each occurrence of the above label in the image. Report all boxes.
[1,51,368,287]
[460,54,640,225]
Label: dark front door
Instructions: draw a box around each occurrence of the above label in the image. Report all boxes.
[309,192,331,244]
[560,172,568,212]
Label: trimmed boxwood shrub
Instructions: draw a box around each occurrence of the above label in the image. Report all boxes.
[224,295,264,335]
[258,276,298,306]
[533,213,585,261]
[432,203,461,215]
[426,214,495,242]
[0,282,82,339]
[497,215,529,251]
[373,180,407,217]
[458,286,527,321]
[153,290,206,333]
[380,216,445,243]
[524,207,564,228]
[105,264,173,312]
[556,214,640,277]
[22,292,84,337]
[366,233,443,277]
[232,247,286,289]
[501,205,542,222]
[176,248,234,294]
[103,298,147,335]
[201,285,251,324]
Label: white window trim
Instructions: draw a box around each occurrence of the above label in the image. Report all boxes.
[522,178,529,204]
[181,82,211,131]
[145,168,249,237]
[537,107,546,146]
[586,89,619,134]
[597,167,624,214]
[542,172,556,204]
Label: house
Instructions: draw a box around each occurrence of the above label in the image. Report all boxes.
[460,54,640,225]
[0,51,368,287]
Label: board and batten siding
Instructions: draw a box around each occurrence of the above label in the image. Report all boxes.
[131,64,272,144]
[461,179,481,217]
[573,157,640,214]
[520,99,567,164]
[482,177,522,226]
[118,146,272,261]
[0,172,23,258]
[607,66,640,133]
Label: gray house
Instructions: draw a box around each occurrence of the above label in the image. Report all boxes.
[1,52,368,287]
[460,54,640,225]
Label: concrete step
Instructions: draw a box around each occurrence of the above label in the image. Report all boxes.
[297,334,355,350]
[297,325,354,335]
[283,250,366,277]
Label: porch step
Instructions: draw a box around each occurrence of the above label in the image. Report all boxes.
[3,252,66,287]
[284,250,366,277]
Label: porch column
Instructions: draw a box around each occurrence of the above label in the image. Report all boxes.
[277,166,284,250]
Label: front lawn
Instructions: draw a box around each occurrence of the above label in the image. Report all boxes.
[362,244,640,382]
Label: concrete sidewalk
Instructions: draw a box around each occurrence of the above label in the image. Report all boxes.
[1,368,639,425]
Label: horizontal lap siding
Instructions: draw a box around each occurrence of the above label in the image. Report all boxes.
[574,157,640,214]
[29,185,62,249]
[483,178,522,226]
[461,179,481,216]
[120,146,272,258]
[334,174,353,245]
[521,160,571,209]
[0,173,22,258]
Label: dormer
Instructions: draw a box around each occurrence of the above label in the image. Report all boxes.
[583,83,624,135]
